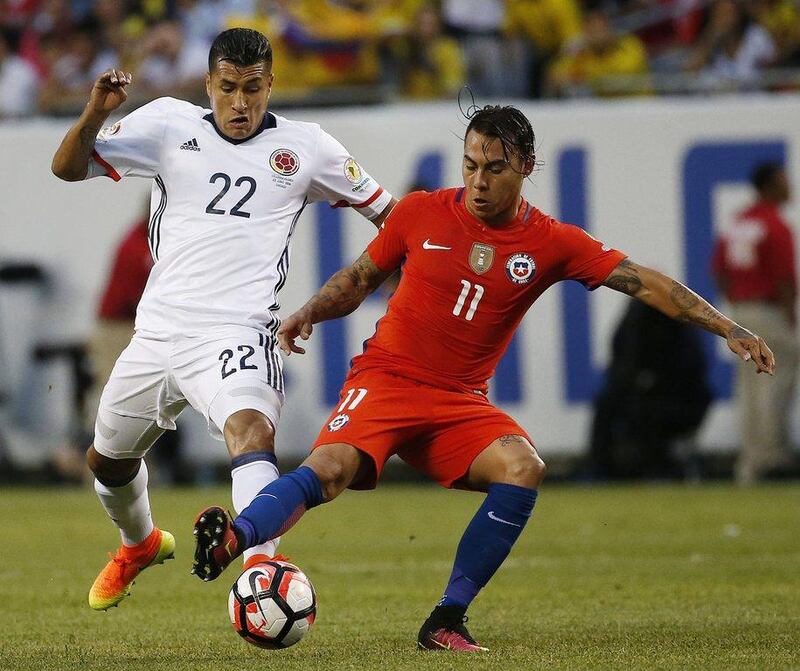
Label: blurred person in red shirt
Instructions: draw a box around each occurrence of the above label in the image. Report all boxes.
[96,217,152,323]
[712,162,798,485]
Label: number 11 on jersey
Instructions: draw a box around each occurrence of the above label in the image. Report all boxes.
[453,280,484,321]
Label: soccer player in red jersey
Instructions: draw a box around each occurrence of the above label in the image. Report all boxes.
[193,105,775,651]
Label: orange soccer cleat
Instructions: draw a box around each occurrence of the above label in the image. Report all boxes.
[88,528,175,611]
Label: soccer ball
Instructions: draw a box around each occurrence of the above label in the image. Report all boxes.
[228,559,317,649]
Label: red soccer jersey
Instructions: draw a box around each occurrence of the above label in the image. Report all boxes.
[353,188,627,393]
[711,201,797,303]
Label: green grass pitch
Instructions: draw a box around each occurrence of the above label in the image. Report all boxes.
[1,483,798,670]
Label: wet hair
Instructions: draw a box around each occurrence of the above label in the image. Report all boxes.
[751,162,784,193]
[461,91,538,174]
[208,28,272,73]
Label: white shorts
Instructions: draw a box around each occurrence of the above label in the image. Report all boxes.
[93,327,284,459]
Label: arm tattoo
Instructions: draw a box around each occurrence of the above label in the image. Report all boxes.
[607,260,734,337]
[304,252,392,323]
[78,124,99,157]
[669,281,700,311]
[728,324,751,340]
[497,434,528,448]
[669,280,728,333]
[603,259,643,296]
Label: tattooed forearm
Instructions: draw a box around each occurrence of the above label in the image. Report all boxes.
[604,260,736,337]
[52,111,107,181]
[669,282,730,335]
[302,252,393,324]
[610,260,735,337]
[669,281,700,311]
[78,123,101,155]
[603,259,643,296]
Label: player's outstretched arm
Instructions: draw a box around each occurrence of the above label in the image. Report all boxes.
[278,251,394,355]
[51,69,132,181]
[602,259,775,375]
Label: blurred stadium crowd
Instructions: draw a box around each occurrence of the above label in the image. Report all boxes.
[2,0,800,117]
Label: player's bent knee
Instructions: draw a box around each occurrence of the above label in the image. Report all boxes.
[86,444,141,486]
[501,451,546,488]
[224,409,276,457]
[304,446,360,501]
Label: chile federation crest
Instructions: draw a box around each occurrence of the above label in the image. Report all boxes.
[506,253,536,284]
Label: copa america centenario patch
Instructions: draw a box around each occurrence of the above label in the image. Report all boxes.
[343,157,363,183]
[98,121,122,139]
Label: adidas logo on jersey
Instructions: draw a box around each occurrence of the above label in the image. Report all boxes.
[180,138,201,151]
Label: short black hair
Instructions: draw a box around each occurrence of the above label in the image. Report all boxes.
[208,28,272,73]
[465,104,537,173]
[751,162,784,192]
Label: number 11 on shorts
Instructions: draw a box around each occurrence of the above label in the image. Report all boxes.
[338,388,368,412]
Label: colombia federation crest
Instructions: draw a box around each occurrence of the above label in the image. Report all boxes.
[506,253,536,284]
[269,148,300,176]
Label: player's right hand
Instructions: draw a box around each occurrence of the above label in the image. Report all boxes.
[277,310,314,356]
[88,69,133,115]
[726,324,775,375]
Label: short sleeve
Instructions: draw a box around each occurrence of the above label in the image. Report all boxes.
[308,128,393,220]
[87,98,170,181]
[557,222,627,289]
[366,193,420,271]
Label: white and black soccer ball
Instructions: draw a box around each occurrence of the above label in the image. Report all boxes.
[228,559,317,649]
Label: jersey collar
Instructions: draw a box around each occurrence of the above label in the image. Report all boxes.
[203,111,277,145]
[456,191,535,232]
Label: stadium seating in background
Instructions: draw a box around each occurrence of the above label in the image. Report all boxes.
[2,0,800,113]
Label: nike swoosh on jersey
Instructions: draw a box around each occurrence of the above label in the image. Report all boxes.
[423,239,451,250]
[487,511,521,527]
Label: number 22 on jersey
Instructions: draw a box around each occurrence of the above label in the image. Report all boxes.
[206,173,257,218]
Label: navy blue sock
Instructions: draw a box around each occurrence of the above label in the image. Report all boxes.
[440,483,537,608]
[234,465,324,549]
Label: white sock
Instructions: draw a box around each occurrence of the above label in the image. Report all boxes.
[94,461,155,547]
[232,455,281,561]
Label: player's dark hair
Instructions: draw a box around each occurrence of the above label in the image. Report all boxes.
[460,91,537,174]
[751,162,783,193]
[208,28,272,72]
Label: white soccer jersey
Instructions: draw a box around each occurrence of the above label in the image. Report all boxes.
[88,96,392,338]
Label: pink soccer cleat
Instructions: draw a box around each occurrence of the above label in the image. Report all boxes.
[417,605,489,652]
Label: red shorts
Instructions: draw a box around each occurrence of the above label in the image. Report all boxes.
[311,368,531,489]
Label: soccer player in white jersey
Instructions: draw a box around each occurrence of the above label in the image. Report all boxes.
[51,28,396,611]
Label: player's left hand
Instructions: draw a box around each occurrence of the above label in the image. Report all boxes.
[277,310,314,356]
[726,324,775,375]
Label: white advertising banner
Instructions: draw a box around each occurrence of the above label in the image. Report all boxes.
[1,95,799,461]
